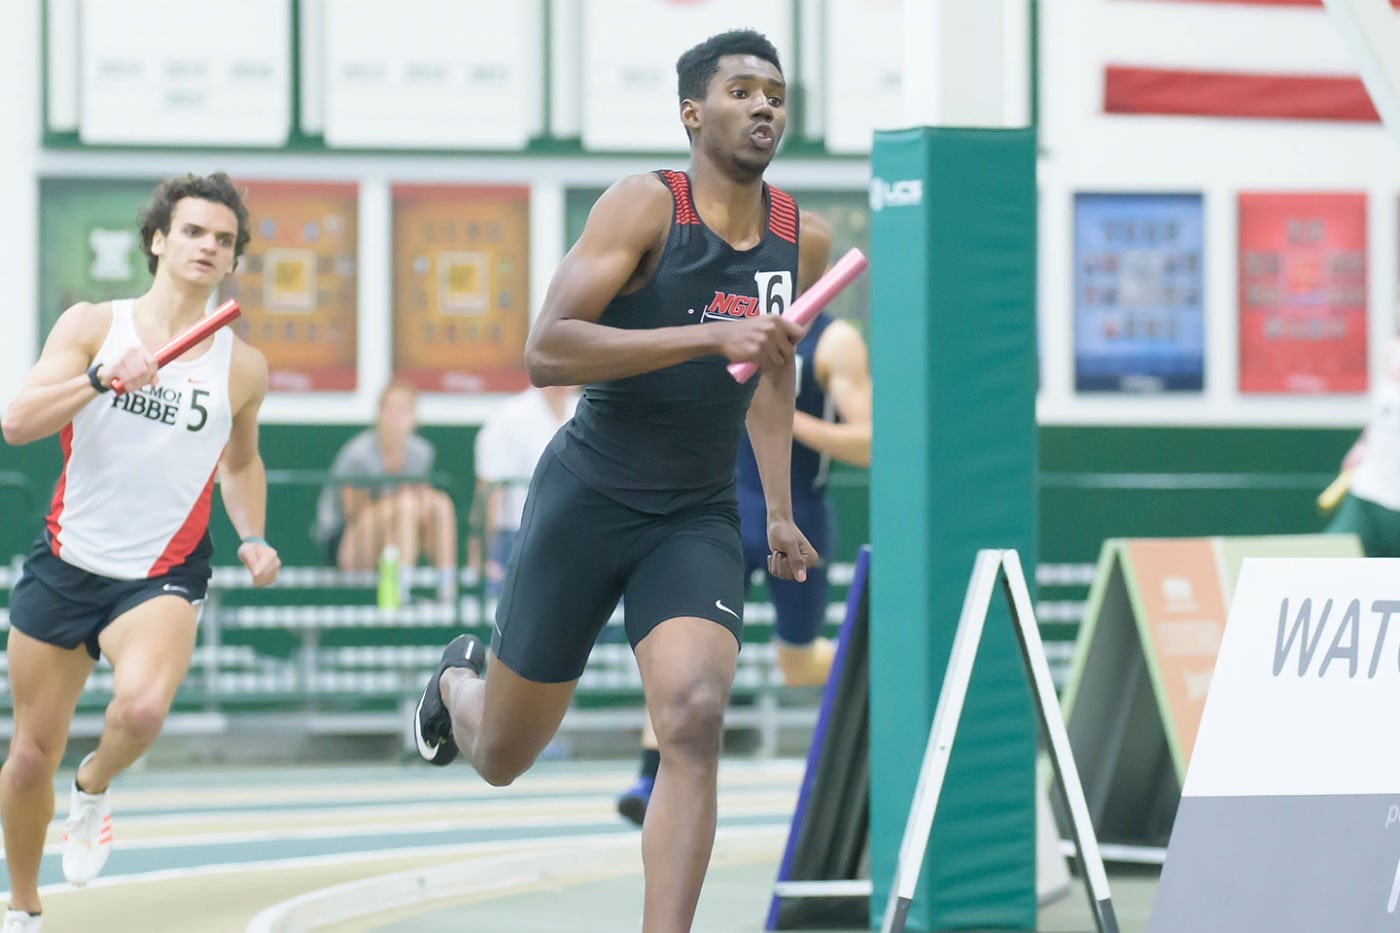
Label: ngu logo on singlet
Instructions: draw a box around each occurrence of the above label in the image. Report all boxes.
[701,270,793,322]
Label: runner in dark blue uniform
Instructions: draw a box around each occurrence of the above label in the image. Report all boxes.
[740,308,873,680]
[410,29,834,933]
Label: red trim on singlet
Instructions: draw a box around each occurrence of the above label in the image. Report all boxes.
[767,186,798,244]
[659,171,700,225]
[146,466,216,577]
[45,423,74,556]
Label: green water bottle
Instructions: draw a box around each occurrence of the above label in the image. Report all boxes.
[377,545,401,611]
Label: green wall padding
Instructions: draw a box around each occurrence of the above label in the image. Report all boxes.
[868,127,1039,931]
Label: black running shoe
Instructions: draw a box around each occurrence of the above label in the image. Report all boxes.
[414,634,485,765]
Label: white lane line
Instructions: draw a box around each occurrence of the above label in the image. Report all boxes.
[1,833,638,902]
[0,824,782,908]
[8,805,790,859]
[245,824,784,933]
[45,786,796,829]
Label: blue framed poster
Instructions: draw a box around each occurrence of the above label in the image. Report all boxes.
[1074,193,1205,392]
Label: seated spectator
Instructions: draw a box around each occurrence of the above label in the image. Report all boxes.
[314,381,458,602]
[473,385,578,597]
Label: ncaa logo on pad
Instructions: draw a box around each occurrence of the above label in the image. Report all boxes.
[869,177,922,212]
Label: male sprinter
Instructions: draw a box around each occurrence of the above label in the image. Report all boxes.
[412,30,831,932]
[0,173,279,932]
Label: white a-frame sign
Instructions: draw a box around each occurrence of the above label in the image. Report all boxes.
[1150,557,1400,932]
[882,549,1118,933]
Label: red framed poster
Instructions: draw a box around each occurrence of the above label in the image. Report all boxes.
[1237,193,1368,394]
[221,181,359,391]
[391,185,531,394]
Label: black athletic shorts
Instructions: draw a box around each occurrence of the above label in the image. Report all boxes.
[8,532,211,660]
[492,451,745,683]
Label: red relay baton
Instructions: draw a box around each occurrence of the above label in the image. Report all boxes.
[109,299,242,394]
[727,248,869,383]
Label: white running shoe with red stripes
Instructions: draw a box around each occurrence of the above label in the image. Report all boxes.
[61,753,112,886]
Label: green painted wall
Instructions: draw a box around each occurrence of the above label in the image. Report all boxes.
[1040,426,1353,566]
[0,424,1355,570]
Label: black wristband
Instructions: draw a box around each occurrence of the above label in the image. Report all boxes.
[86,363,110,394]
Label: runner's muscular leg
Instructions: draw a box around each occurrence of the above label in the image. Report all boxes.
[80,596,198,794]
[1,629,96,912]
[775,639,836,686]
[441,454,618,785]
[634,616,739,933]
[440,653,575,786]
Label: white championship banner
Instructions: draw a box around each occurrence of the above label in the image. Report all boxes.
[823,0,903,155]
[580,0,792,152]
[1150,557,1400,932]
[79,0,290,146]
[323,0,543,149]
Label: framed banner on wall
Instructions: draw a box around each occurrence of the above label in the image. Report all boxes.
[37,177,158,348]
[822,0,903,155]
[1237,192,1367,394]
[322,0,543,149]
[392,184,531,393]
[1072,193,1206,392]
[579,0,792,152]
[78,0,290,146]
[221,181,359,392]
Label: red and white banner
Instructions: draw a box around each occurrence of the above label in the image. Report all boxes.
[1237,192,1369,394]
[1149,0,1399,6]
[1103,0,1400,122]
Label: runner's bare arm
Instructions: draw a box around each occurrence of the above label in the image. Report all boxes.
[219,342,279,586]
[745,211,833,516]
[2,303,116,445]
[792,319,872,467]
[745,211,833,580]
